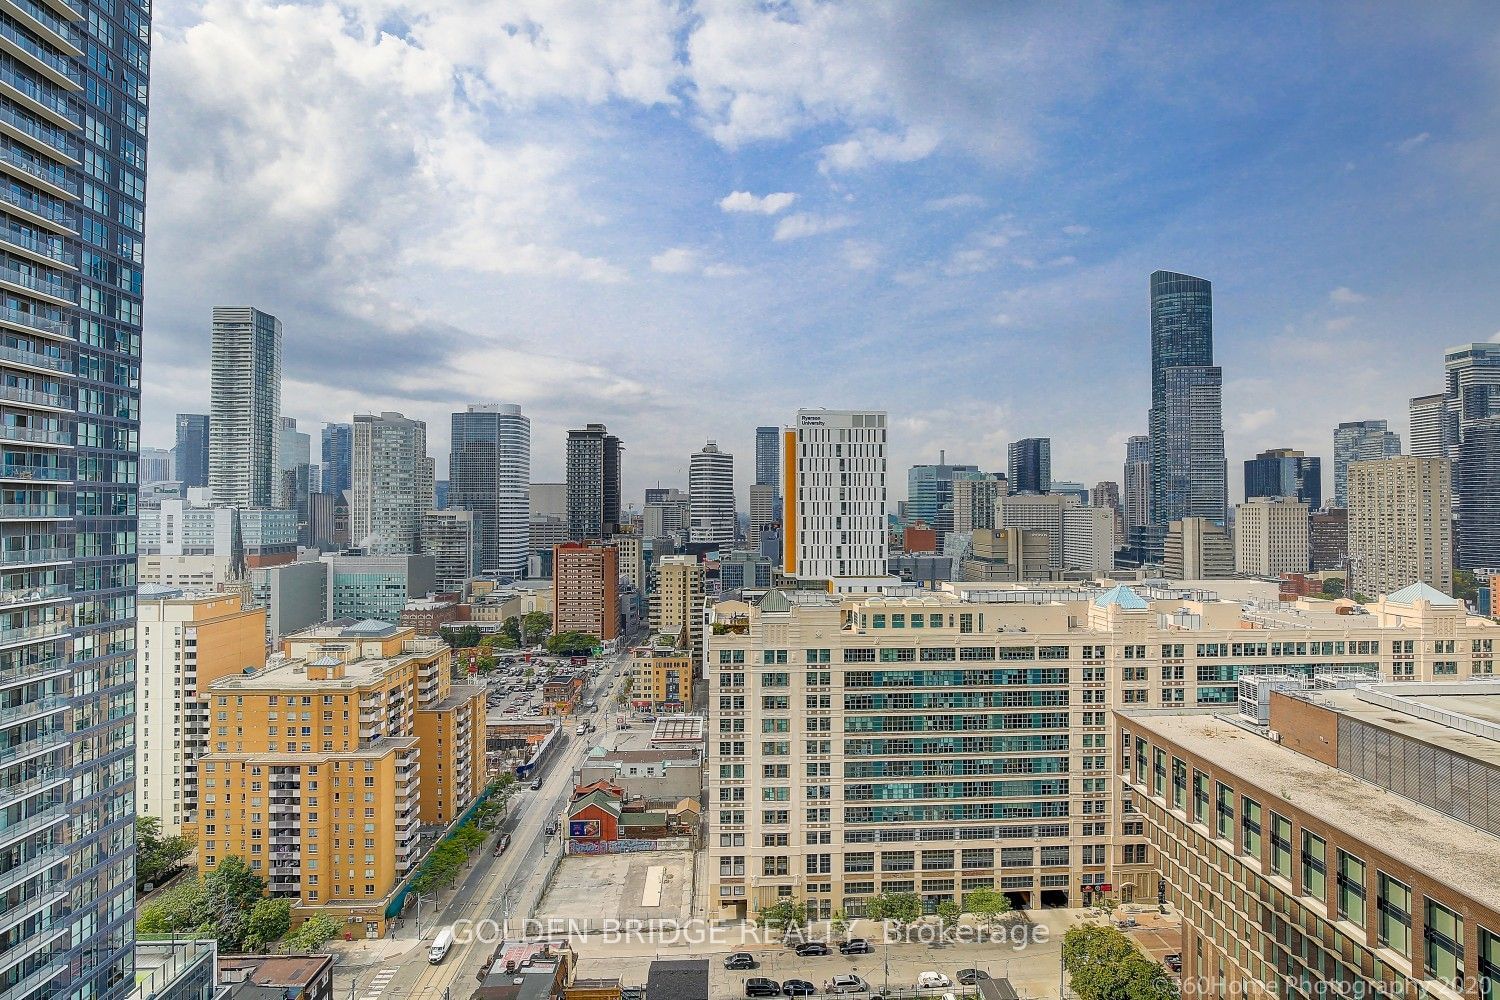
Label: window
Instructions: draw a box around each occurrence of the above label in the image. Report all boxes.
[1241,797,1261,861]
[1337,851,1366,927]
[1214,782,1234,842]
[1270,814,1292,879]
[1301,831,1326,902]
[1376,873,1411,958]
[1425,898,1464,986]
[1479,927,1498,1000]
[1192,771,1209,825]
[1171,759,1187,811]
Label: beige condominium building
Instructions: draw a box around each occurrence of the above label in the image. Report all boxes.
[1348,456,1453,599]
[652,555,705,661]
[196,620,485,936]
[705,579,1498,922]
[1234,497,1309,578]
[1116,677,1500,1000]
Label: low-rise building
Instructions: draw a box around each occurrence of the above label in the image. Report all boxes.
[400,596,468,633]
[218,954,335,1000]
[629,642,694,710]
[578,747,703,804]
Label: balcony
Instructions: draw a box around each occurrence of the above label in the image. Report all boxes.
[0,547,67,569]
[0,64,77,128]
[2,0,84,57]
[0,800,67,849]
[0,657,65,689]
[0,224,69,269]
[0,304,66,342]
[0,184,72,235]
[0,504,66,520]
[0,584,64,609]
[0,21,82,91]
[0,143,73,200]
[0,385,64,414]
[0,846,65,899]
[0,425,68,447]
[0,344,66,375]
[0,620,65,646]
[0,728,64,765]
[0,693,65,727]
[0,266,69,308]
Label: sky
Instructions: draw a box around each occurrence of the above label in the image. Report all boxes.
[141,1,1500,505]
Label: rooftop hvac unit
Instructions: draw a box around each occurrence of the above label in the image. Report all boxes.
[1237,673,1310,724]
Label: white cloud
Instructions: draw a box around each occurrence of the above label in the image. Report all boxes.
[1235,408,1278,434]
[1329,286,1366,305]
[820,127,940,173]
[1397,132,1432,153]
[1325,316,1357,333]
[650,246,746,277]
[718,190,798,215]
[773,213,855,241]
[1488,330,1500,344]
[924,194,986,212]
[840,239,881,271]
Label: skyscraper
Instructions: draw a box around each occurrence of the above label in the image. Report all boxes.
[1122,434,1151,530]
[1332,420,1401,508]
[782,409,889,587]
[1148,270,1226,525]
[566,423,622,540]
[1243,448,1322,510]
[175,413,211,488]
[449,403,531,578]
[1347,456,1452,598]
[140,446,174,484]
[907,454,980,536]
[0,1,152,993]
[754,425,780,487]
[952,472,1005,533]
[688,440,736,548]
[351,412,435,554]
[210,306,282,508]
[1007,437,1051,495]
[1443,343,1500,570]
[274,415,311,513]
[1408,392,1446,459]
[320,422,353,498]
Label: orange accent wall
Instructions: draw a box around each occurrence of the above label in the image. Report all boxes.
[782,428,797,573]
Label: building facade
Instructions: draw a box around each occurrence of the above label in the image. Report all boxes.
[449,403,530,578]
[175,414,211,489]
[952,473,1004,534]
[755,425,780,488]
[1309,507,1349,572]
[652,555,704,660]
[782,409,890,587]
[1163,517,1233,580]
[689,440,736,549]
[1333,419,1402,509]
[420,509,476,594]
[1243,448,1322,510]
[351,411,434,555]
[553,542,619,642]
[907,457,980,537]
[1347,456,1453,598]
[1149,270,1226,526]
[566,423,622,541]
[1409,392,1446,460]
[321,553,436,623]
[1444,343,1500,571]
[1123,434,1151,531]
[320,422,352,499]
[210,306,282,508]
[1234,497,1310,578]
[1006,438,1050,495]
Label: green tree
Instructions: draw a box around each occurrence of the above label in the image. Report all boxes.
[137,874,207,935]
[135,816,194,892]
[866,891,922,938]
[829,909,850,943]
[521,611,553,644]
[935,898,961,939]
[286,914,341,951]
[545,631,598,656]
[1454,569,1479,603]
[199,856,266,951]
[1320,577,1345,599]
[501,617,523,647]
[1063,925,1173,1000]
[963,887,1013,929]
[1120,955,1179,1000]
[756,897,808,934]
[244,898,292,952]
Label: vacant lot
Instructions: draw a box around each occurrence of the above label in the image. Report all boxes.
[534,850,694,932]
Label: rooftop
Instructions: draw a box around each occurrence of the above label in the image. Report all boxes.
[1122,709,1500,913]
[289,618,407,639]
[1385,581,1459,607]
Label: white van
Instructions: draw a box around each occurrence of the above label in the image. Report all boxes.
[428,927,454,963]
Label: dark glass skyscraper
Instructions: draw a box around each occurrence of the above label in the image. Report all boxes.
[174,413,209,488]
[754,425,779,487]
[320,421,352,498]
[1006,438,1051,495]
[1445,343,1500,570]
[1244,448,1322,510]
[566,423,622,539]
[1148,271,1226,524]
[0,0,150,996]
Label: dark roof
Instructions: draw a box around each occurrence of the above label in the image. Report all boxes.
[645,960,709,1000]
[619,810,667,827]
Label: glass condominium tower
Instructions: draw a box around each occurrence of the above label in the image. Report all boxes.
[1148,270,1227,525]
[0,1,150,998]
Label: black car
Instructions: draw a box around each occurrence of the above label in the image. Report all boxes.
[746,978,781,998]
[1164,953,1182,973]
[839,938,874,955]
[725,953,758,971]
[957,970,992,985]
[621,989,644,1000]
[782,980,816,997]
[794,942,831,957]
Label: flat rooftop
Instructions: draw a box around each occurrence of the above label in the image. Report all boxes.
[1315,686,1500,767]
[1411,694,1500,728]
[1124,711,1500,914]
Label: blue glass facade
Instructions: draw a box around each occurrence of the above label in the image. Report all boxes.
[1148,271,1226,525]
[0,0,149,997]
[319,420,350,498]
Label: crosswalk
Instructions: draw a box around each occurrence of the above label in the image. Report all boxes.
[359,967,399,1000]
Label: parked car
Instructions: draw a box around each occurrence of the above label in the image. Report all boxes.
[746,978,781,998]
[794,942,831,957]
[724,953,758,971]
[620,989,644,1000]
[781,980,816,997]
[829,975,868,995]
[840,938,874,955]
[957,969,991,985]
[529,777,543,790]
[1165,954,1182,973]
[544,819,559,836]
[915,972,952,989]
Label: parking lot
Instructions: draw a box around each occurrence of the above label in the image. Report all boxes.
[534,850,696,931]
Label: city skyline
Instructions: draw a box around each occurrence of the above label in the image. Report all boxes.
[138,4,1500,504]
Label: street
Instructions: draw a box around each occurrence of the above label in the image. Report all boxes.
[332,637,640,1000]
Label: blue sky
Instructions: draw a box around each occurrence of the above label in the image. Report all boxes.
[141,1,1500,503]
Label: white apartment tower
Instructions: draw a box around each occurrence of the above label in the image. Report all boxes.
[209,306,282,508]
[689,440,737,548]
[1233,497,1310,578]
[352,411,435,554]
[782,409,890,588]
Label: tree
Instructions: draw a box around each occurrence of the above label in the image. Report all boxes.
[756,897,808,936]
[1063,924,1136,974]
[522,611,552,644]
[137,874,207,935]
[829,909,850,943]
[501,617,523,648]
[866,891,922,939]
[286,914,341,951]
[439,625,482,650]
[199,856,267,951]
[1454,569,1479,604]
[136,816,194,892]
[964,887,1013,929]
[244,898,292,952]
[1320,577,1345,599]
[545,631,598,656]
[935,898,961,939]
[1062,925,1179,1000]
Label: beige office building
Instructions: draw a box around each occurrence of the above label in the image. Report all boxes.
[651,555,705,661]
[1347,456,1452,599]
[705,580,1498,921]
[612,533,645,592]
[1164,517,1233,580]
[1234,497,1309,578]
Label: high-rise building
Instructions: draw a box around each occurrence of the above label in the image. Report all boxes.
[1347,456,1452,598]
[553,542,619,642]
[137,589,267,836]
[1408,391,1447,460]
[1333,419,1401,508]
[1091,480,1125,543]
[1122,433,1151,530]
[747,484,778,545]
[689,441,736,548]
[1006,438,1051,495]
[754,425,780,487]
[420,509,477,593]
[449,403,531,578]
[320,422,353,498]
[274,416,312,521]
[1443,344,1500,571]
[782,409,890,588]
[652,555,705,661]
[321,552,437,621]
[1148,271,1227,525]
[351,412,434,554]
[1308,507,1349,572]
[907,455,981,537]
[210,306,283,508]
[1163,517,1234,579]
[175,414,211,488]
[1243,448,1322,509]
[140,446,174,484]
[951,472,1005,533]
[995,492,1114,574]
[566,423,623,540]
[529,482,567,520]
[0,3,156,992]
[1234,497,1310,577]
[643,488,691,540]
[612,533,644,592]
